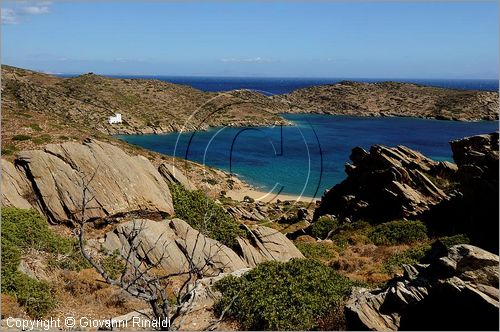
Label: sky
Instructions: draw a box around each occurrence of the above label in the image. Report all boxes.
[1,1,498,78]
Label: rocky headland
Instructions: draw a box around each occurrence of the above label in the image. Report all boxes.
[275,80,499,121]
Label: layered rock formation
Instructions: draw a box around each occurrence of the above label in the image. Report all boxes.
[450,132,499,252]
[314,145,457,223]
[1,138,304,271]
[103,218,248,274]
[345,244,499,331]
[103,219,303,273]
[159,163,197,191]
[237,225,304,267]
[276,81,499,121]
[1,159,32,209]
[12,139,174,223]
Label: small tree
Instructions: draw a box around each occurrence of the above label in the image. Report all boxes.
[74,169,228,330]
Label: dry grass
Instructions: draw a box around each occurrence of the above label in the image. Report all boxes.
[51,268,145,320]
[331,243,413,284]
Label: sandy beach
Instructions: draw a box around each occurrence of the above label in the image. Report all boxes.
[227,187,318,203]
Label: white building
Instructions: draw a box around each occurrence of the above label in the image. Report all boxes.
[108,113,122,124]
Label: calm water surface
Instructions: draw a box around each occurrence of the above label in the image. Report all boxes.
[117,114,498,198]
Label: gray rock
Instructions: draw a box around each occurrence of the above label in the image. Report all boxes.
[237,225,304,267]
[158,163,197,191]
[1,159,33,209]
[345,244,499,331]
[15,139,174,223]
[103,218,247,275]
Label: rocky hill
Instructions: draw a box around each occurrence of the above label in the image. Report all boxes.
[275,81,499,121]
[1,65,289,138]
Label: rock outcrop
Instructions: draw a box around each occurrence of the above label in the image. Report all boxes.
[158,163,197,191]
[345,244,499,331]
[12,139,174,223]
[1,159,33,209]
[237,225,304,267]
[103,218,247,274]
[315,145,457,223]
[450,132,499,252]
[103,219,303,273]
[276,80,499,121]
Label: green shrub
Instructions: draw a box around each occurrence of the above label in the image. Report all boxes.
[214,259,355,330]
[12,134,31,141]
[169,184,245,248]
[1,208,89,317]
[1,236,56,318]
[28,123,43,131]
[32,134,52,145]
[369,220,428,246]
[1,144,18,155]
[51,243,92,272]
[381,245,431,274]
[1,208,73,253]
[101,250,125,279]
[329,220,372,248]
[312,216,339,239]
[438,234,470,249]
[295,242,337,263]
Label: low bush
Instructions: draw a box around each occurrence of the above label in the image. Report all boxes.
[369,220,428,246]
[1,144,18,155]
[381,245,431,275]
[12,134,31,141]
[32,134,52,145]
[101,250,126,279]
[169,184,245,248]
[311,216,339,239]
[295,242,337,263]
[214,259,355,330]
[438,234,470,249]
[1,208,73,253]
[329,220,372,248]
[28,123,43,131]
[1,236,56,318]
[1,208,89,317]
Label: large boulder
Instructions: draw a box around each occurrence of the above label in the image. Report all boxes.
[450,132,499,252]
[345,244,499,331]
[158,163,197,191]
[315,145,456,223]
[104,220,304,273]
[14,139,174,223]
[1,159,33,209]
[103,218,247,275]
[237,225,304,267]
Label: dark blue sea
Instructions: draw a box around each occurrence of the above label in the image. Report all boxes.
[109,76,499,94]
[117,114,498,199]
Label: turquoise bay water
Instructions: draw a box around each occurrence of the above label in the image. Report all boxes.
[117,115,498,198]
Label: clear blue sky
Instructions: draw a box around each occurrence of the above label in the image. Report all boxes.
[2,1,498,78]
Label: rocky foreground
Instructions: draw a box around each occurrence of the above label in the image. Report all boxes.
[276,80,499,121]
[1,132,499,330]
[346,244,499,330]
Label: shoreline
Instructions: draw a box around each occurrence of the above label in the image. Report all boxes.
[226,186,318,203]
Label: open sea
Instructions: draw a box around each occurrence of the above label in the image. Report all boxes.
[103,76,499,95]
